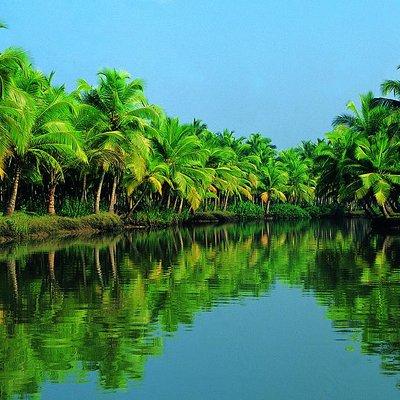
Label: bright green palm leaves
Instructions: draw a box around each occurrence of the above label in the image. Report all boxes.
[320,91,400,216]
[0,64,86,215]
[279,149,315,204]
[76,69,158,212]
[355,131,400,215]
[151,118,212,211]
[260,159,287,212]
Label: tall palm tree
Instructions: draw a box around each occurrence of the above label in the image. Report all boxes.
[76,69,158,213]
[151,118,212,212]
[333,92,390,137]
[0,67,86,215]
[0,47,29,99]
[354,130,400,217]
[260,159,287,213]
[246,132,276,163]
[279,149,315,204]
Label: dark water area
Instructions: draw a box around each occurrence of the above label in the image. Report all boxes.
[1,220,400,399]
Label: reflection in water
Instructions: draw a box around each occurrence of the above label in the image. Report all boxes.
[0,220,400,398]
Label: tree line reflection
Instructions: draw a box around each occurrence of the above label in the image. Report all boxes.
[0,220,399,398]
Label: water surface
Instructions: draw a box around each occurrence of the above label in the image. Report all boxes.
[1,220,400,399]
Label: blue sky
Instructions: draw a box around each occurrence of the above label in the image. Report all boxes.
[1,0,400,148]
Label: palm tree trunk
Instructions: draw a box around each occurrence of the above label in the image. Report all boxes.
[47,174,57,215]
[265,200,271,215]
[178,197,184,214]
[81,174,87,202]
[382,203,390,218]
[127,190,146,217]
[95,170,106,213]
[166,192,171,209]
[6,164,21,216]
[7,259,18,298]
[223,194,229,211]
[109,175,118,213]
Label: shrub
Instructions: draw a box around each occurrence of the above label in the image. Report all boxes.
[304,204,346,218]
[81,213,122,231]
[228,202,264,220]
[129,208,190,226]
[268,204,311,220]
[59,197,94,218]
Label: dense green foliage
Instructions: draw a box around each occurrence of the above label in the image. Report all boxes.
[0,38,400,220]
[0,221,399,398]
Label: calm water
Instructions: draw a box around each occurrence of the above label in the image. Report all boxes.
[1,220,400,399]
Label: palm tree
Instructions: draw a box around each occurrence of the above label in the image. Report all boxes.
[279,149,315,204]
[333,92,390,137]
[246,132,276,163]
[124,155,171,215]
[151,118,212,212]
[315,125,362,204]
[76,69,158,213]
[260,159,287,214]
[0,47,29,99]
[0,67,86,215]
[354,130,400,217]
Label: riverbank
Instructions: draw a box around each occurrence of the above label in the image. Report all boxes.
[0,212,124,243]
[0,203,355,243]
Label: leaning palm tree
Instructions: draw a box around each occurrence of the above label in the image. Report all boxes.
[124,155,171,215]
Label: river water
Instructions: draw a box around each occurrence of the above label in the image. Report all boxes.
[1,220,399,399]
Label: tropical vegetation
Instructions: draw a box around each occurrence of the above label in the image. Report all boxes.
[1,38,400,223]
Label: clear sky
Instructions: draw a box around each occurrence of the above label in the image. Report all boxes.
[1,0,400,148]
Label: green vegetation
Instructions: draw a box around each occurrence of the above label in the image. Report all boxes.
[1,31,400,223]
[0,212,122,239]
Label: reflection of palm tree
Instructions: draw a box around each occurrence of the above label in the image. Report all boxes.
[48,251,56,282]
[94,247,104,287]
[7,259,18,298]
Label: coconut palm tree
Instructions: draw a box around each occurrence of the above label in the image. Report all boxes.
[354,130,400,217]
[279,149,315,204]
[124,155,171,215]
[0,67,86,215]
[151,118,213,212]
[76,69,158,213]
[0,47,29,99]
[260,159,287,213]
[333,92,390,137]
[246,132,276,163]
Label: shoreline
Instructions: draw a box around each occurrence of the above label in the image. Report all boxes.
[0,210,375,245]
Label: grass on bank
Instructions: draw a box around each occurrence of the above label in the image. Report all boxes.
[0,202,346,240]
[0,212,123,239]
